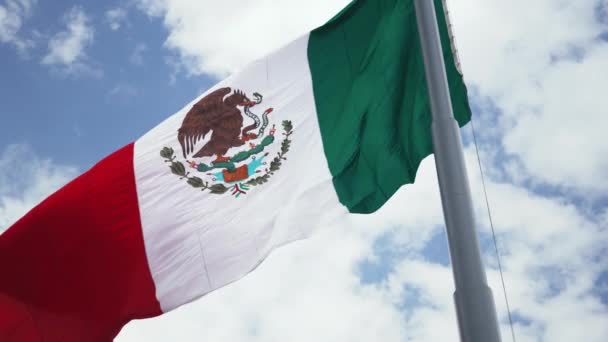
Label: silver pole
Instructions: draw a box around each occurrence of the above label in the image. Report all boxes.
[413,1,502,341]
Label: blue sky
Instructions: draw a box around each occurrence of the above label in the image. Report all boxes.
[0,1,216,168]
[1,0,608,341]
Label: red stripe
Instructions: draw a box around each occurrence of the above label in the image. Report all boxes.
[0,143,162,341]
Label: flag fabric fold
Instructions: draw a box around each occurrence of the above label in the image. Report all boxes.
[0,0,470,340]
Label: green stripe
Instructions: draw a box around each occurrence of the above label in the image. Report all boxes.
[308,0,471,213]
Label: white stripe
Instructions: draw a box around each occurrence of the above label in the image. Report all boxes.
[133,33,347,312]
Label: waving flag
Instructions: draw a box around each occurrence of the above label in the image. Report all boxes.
[0,0,470,340]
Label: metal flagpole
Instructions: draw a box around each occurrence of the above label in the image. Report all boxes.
[413,0,502,341]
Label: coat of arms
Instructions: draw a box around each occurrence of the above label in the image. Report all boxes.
[160,87,293,197]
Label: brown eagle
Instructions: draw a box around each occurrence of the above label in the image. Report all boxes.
[177,87,256,163]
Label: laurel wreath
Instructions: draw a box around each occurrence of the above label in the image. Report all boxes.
[160,120,293,195]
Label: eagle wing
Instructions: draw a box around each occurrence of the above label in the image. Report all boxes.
[177,87,232,158]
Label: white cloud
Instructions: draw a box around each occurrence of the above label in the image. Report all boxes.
[135,0,351,77]
[448,0,608,194]
[0,0,36,53]
[106,7,127,31]
[0,144,78,233]
[465,146,608,341]
[42,6,98,76]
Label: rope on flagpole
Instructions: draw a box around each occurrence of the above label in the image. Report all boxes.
[469,116,518,342]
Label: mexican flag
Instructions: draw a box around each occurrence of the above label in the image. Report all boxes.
[0,0,470,340]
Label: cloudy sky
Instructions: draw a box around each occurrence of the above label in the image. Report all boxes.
[1,0,607,341]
